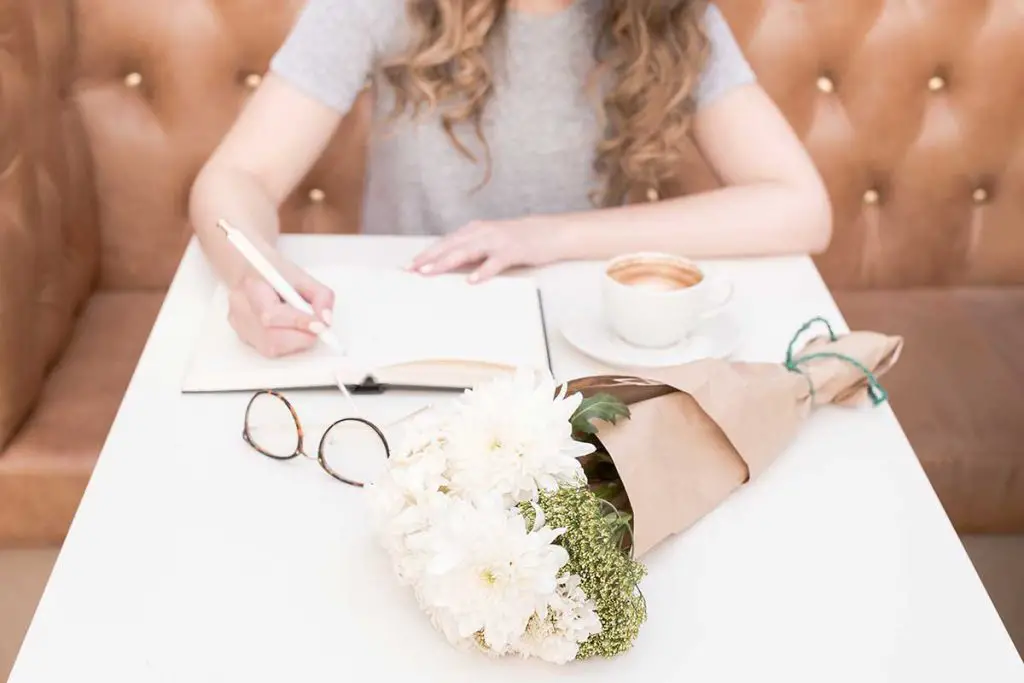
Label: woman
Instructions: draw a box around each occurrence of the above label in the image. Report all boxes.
[189,0,832,358]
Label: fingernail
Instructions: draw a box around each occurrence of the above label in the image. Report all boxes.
[467,272,480,283]
[309,321,326,335]
[321,309,333,326]
[419,264,434,274]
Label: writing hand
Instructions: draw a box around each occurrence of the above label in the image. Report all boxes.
[228,264,335,358]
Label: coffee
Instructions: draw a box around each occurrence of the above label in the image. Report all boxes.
[607,257,703,292]
[602,252,733,348]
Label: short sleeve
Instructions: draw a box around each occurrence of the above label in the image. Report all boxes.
[693,4,757,109]
[269,0,401,113]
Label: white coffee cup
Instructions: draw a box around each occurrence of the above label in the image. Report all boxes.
[601,252,734,348]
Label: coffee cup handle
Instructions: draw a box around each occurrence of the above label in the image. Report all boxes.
[698,276,734,319]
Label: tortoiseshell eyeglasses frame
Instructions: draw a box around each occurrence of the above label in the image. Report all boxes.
[241,389,390,488]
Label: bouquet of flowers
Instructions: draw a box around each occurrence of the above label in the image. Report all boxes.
[367,318,904,664]
[365,370,645,664]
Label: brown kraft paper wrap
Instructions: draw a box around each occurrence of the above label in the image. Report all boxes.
[565,326,903,558]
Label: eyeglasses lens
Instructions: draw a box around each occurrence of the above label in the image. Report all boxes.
[245,392,301,458]
[320,419,389,485]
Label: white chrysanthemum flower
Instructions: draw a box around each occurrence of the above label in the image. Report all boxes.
[443,369,593,506]
[367,370,614,661]
[414,497,570,653]
[392,439,450,498]
[424,608,514,658]
[391,408,455,460]
[367,483,450,584]
[367,439,447,519]
[366,437,453,584]
[516,574,602,664]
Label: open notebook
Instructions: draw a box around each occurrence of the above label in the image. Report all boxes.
[181,266,552,393]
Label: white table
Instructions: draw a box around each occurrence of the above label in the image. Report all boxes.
[10,236,1023,682]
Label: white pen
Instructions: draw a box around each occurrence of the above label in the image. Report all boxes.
[216,219,346,354]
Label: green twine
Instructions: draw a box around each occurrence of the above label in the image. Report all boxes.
[784,316,889,406]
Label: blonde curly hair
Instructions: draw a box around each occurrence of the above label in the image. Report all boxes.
[381,0,711,206]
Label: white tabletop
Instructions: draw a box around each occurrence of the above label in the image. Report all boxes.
[10,236,1023,682]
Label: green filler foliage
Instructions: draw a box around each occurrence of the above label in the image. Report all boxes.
[570,392,635,550]
[520,487,648,659]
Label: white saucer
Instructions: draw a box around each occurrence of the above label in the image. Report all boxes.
[561,313,742,369]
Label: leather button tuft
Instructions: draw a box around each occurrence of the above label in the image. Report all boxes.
[645,187,659,202]
[308,188,326,203]
[863,189,880,205]
[244,73,263,89]
[972,187,989,204]
[124,72,143,88]
[928,75,946,92]
[816,76,835,94]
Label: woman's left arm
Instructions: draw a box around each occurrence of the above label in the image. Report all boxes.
[413,84,832,281]
[546,82,834,261]
[412,84,832,281]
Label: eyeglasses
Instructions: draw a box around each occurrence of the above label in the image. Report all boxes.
[242,390,422,488]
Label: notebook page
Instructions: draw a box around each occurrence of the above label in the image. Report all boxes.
[337,269,549,374]
[182,285,341,392]
[181,266,549,393]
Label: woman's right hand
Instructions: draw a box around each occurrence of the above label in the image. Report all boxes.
[227,264,336,358]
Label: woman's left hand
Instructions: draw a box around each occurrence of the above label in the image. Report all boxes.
[407,216,569,282]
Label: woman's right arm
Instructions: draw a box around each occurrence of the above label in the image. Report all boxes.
[189,74,341,288]
[189,0,391,357]
[188,75,344,357]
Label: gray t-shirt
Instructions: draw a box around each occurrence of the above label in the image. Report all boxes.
[271,0,756,236]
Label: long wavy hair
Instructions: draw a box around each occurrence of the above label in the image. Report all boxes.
[381,0,711,206]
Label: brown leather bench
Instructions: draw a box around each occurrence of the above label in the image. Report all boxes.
[2,0,1022,545]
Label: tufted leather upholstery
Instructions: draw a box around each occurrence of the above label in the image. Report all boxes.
[73,0,370,289]
[835,288,1024,533]
[0,0,100,451]
[0,291,164,543]
[717,0,1024,290]
[1,0,1022,544]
